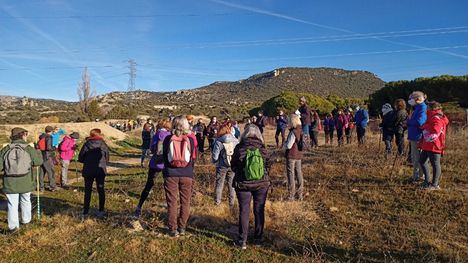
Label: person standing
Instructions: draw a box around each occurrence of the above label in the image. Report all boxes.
[255,111,268,134]
[354,105,369,145]
[406,91,427,182]
[212,124,239,206]
[193,119,207,153]
[134,119,172,217]
[309,110,320,148]
[162,116,196,237]
[59,132,80,188]
[141,123,153,168]
[275,110,288,148]
[335,109,347,146]
[51,127,65,148]
[38,126,58,191]
[393,99,408,155]
[298,97,312,145]
[231,124,270,250]
[344,109,353,144]
[284,114,304,201]
[323,113,335,145]
[379,103,396,156]
[419,102,449,190]
[0,128,43,232]
[78,129,110,218]
[206,116,220,151]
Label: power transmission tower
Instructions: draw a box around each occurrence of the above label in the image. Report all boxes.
[127,59,137,92]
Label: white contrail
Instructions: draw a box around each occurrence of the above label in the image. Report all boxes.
[0,58,48,80]
[210,0,468,59]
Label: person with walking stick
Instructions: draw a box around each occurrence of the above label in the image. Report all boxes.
[0,127,43,232]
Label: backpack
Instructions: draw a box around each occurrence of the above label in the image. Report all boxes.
[244,148,264,181]
[222,142,235,166]
[297,133,305,152]
[58,138,67,152]
[3,144,32,177]
[154,139,164,164]
[38,137,46,151]
[167,135,192,168]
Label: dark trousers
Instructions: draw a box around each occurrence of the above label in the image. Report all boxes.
[164,177,193,231]
[325,129,334,144]
[275,128,286,147]
[137,168,158,208]
[345,128,351,144]
[236,187,268,242]
[309,130,319,148]
[357,126,366,144]
[83,175,106,214]
[395,132,405,155]
[196,134,205,153]
[337,128,344,146]
[40,157,56,190]
[208,138,215,151]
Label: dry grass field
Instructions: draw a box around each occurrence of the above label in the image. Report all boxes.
[0,125,466,262]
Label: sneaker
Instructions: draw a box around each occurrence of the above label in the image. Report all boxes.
[80,213,89,220]
[252,237,264,247]
[62,185,70,190]
[8,228,20,235]
[428,185,441,191]
[134,207,142,218]
[420,182,430,189]
[96,211,107,219]
[178,228,186,236]
[234,239,247,250]
[168,230,179,238]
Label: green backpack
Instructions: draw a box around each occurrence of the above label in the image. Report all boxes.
[244,148,264,181]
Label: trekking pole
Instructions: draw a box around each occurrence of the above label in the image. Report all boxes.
[36,166,41,221]
[389,152,400,178]
[378,129,382,152]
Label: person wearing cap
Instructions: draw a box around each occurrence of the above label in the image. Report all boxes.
[51,127,66,148]
[59,132,80,188]
[39,126,58,191]
[406,91,427,182]
[379,103,396,156]
[0,128,43,232]
[354,104,369,145]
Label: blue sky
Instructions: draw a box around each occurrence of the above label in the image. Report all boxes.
[0,0,467,101]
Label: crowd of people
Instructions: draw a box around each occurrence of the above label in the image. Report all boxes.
[0,90,450,249]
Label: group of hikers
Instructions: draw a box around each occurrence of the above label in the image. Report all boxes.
[0,90,449,249]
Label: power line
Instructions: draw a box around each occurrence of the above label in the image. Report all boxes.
[0,13,253,19]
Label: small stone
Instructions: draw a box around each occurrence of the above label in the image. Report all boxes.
[351,189,359,193]
[330,207,339,212]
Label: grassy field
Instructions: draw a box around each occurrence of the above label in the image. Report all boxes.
[0,126,466,262]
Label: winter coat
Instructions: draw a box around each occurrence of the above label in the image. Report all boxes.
[78,136,110,178]
[162,134,196,178]
[141,130,153,150]
[193,123,206,136]
[212,134,239,168]
[379,111,396,141]
[206,122,220,139]
[256,116,268,129]
[418,109,449,154]
[276,114,288,130]
[59,135,76,161]
[148,129,171,171]
[335,114,348,130]
[51,128,65,147]
[310,112,321,131]
[407,102,427,141]
[323,118,335,132]
[0,139,43,194]
[284,127,303,160]
[299,104,312,126]
[40,133,56,160]
[394,109,408,134]
[354,109,369,128]
[231,137,271,191]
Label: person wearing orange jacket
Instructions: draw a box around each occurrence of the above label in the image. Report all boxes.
[418,101,449,190]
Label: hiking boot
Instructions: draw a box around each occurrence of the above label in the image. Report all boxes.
[134,207,142,218]
[62,185,70,190]
[252,237,264,246]
[234,239,247,250]
[8,228,20,235]
[428,185,441,191]
[80,213,89,221]
[178,228,186,236]
[420,182,431,189]
[168,230,179,238]
[96,211,107,219]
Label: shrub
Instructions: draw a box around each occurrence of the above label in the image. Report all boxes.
[259,91,335,116]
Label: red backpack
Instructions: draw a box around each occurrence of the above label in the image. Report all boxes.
[167,135,192,168]
[37,136,46,151]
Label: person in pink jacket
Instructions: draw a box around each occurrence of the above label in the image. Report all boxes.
[59,132,80,188]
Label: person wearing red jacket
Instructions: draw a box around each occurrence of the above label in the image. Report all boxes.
[418,102,449,190]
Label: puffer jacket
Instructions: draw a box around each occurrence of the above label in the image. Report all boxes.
[418,109,449,154]
[407,102,427,141]
[212,134,239,168]
[231,137,271,191]
[78,136,110,177]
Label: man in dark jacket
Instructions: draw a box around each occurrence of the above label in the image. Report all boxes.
[393,99,408,155]
[379,103,396,155]
[275,110,288,148]
[298,97,312,135]
[255,111,268,134]
[206,116,220,151]
[39,126,57,191]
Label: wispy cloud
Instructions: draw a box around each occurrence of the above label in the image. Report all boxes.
[0,58,48,81]
[210,0,468,59]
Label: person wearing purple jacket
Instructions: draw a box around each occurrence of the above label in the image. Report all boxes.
[134,119,172,217]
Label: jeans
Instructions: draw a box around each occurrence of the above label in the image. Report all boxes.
[286,159,303,200]
[40,157,56,190]
[420,151,442,186]
[141,148,151,165]
[164,177,193,231]
[302,124,310,135]
[395,132,405,155]
[275,128,286,147]
[345,128,351,144]
[236,187,268,243]
[6,193,31,230]
[214,166,235,206]
[83,175,106,214]
[337,128,344,146]
[137,168,158,208]
[409,140,423,180]
[357,126,366,144]
[61,160,70,186]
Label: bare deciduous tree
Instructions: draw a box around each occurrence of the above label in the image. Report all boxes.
[77,66,96,114]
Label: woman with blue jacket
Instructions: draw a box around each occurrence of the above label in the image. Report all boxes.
[406,91,427,182]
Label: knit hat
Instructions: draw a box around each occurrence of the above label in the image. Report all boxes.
[382,103,393,116]
[45,126,54,133]
[70,132,80,139]
[10,127,28,138]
